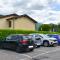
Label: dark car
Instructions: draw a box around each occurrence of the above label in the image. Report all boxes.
[2,34,35,52]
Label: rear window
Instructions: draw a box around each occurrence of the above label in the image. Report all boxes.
[23,36,30,40]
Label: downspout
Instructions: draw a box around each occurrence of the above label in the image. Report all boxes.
[13,18,15,29]
[35,23,37,31]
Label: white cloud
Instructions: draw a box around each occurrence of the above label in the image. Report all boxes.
[0,0,49,15]
[56,0,60,3]
[0,0,60,24]
[29,9,60,24]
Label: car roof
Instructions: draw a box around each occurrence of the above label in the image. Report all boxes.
[8,34,28,36]
[48,34,59,35]
[29,33,43,35]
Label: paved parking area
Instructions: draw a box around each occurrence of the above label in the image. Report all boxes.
[0,46,60,60]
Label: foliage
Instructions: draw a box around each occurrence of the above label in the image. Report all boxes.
[0,29,59,40]
[39,24,51,31]
[57,23,60,32]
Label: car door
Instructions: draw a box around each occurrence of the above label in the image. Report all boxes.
[6,35,19,49]
[39,35,44,44]
[35,35,41,45]
[9,35,20,49]
[5,36,12,49]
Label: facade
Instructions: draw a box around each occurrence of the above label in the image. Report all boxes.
[0,14,37,30]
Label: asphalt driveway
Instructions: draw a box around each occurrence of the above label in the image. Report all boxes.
[0,46,60,60]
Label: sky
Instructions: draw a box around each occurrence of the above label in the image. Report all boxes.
[0,0,60,24]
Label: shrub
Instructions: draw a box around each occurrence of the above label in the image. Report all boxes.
[0,29,59,40]
[0,29,39,40]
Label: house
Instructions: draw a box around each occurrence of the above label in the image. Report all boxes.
[0,14,37,30]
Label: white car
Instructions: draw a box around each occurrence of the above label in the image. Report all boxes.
[29,34,42,47]
[29,34,58,47]
[38,34,58,47]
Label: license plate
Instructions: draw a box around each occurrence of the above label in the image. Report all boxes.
[28,46,33,48]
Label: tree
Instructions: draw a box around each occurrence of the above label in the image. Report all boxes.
[39,24,51,31]
[57,23,60,32]
[49,24,58,32]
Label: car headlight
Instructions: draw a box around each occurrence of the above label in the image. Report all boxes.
[49,40,54,42]
[53,40,57,42]
[49,40,57,42]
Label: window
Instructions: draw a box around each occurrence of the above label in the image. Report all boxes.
[10,35,21,40]
[39,35,43,38]
[35,35,40,38]
[6,35,21,41]
[8,21,11,27]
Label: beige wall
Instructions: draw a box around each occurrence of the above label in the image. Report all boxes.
[13,17,36,30]
[0,18,8,29]
[0,16,16,29]
[0,17,36,30]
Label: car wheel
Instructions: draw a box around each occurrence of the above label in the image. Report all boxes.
[53,44,57,47]
[43,41,49,47]
[16,47,22,53]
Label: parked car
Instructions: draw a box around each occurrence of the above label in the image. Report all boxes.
[47,34,60,45]
[29,34,58,47]
[38,34,58,47]
[29,34,42,47]
[1,34,35,52]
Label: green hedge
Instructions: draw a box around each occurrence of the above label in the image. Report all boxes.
[0,29,60,40]
[0,29,39,40]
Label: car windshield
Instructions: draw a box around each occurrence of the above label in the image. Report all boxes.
[41,34,51,38]
[47,35,53,37]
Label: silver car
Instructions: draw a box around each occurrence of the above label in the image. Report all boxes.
[29,34,42,47]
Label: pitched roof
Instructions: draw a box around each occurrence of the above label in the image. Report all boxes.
[0,14,18,18]
[6,14,37,23]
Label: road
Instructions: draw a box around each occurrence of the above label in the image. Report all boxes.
[0,46,60,60]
